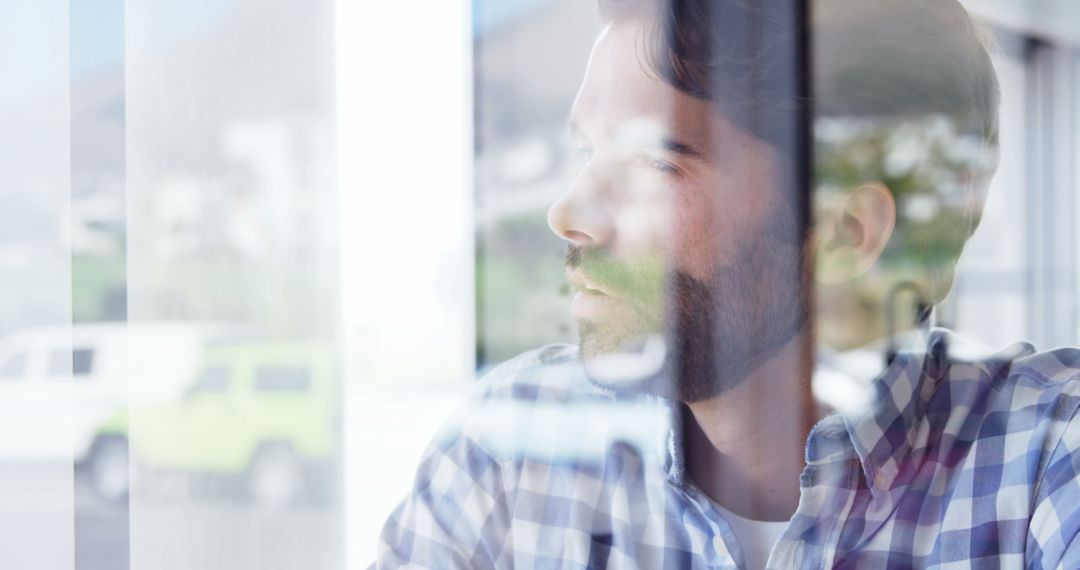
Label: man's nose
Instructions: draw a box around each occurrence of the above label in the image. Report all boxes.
[547,167,615,247]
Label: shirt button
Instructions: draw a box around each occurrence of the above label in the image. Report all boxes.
[712,536,727,554]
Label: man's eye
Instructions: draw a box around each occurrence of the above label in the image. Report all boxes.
[648,158,677,175]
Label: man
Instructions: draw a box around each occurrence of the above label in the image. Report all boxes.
[376,0,1080,567]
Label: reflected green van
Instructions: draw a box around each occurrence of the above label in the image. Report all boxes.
[91,342,339,507]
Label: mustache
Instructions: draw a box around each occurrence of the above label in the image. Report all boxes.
[565,243,616,276]
[564,243,588,269]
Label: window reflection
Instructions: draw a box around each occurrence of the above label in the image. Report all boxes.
[4,0,1080,568]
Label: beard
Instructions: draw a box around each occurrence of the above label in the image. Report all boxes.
[569,211,809,403]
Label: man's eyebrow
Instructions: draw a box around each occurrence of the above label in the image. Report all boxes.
[661,137,703,159]
[568,119,705,159]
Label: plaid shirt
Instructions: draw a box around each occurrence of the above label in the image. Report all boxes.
[375,330,1080,568]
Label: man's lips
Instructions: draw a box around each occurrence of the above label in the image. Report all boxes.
[566,270,617,299]
[567,270,627,322]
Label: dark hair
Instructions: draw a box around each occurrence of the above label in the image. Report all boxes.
[601,0,811,151]
[598,0,1001,301]
[597,0,998,151]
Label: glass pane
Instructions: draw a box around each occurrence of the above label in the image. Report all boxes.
[0,0,75,567]
[124,0,342,568]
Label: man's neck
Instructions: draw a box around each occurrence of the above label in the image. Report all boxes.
[683,327,817,522]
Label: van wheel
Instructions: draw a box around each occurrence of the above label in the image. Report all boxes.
[88,436,130,503]
[247,444,302,510]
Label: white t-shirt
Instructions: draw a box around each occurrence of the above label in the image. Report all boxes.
[710,501,789,570]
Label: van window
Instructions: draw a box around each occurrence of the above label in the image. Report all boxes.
[0,352,27,379]
[254,365,311,393]
[187,365,231,397]
[47,349,68,377]
[47,348,95,378]
[72,348,94,376]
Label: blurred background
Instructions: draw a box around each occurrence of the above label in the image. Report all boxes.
[1,0,1079,568]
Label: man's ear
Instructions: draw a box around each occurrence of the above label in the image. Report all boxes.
[814,183,896,284]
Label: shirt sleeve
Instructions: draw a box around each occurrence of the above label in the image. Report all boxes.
[372,425,512,570]
[1027,397,1080,568]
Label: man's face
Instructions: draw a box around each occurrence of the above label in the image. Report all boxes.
[548,23,807,401]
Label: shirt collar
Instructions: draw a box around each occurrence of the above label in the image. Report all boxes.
[835,329,943,493]
[659,328,961,493]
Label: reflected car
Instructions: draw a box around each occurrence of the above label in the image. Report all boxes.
[90,341,339,508]
[0,323,209,466]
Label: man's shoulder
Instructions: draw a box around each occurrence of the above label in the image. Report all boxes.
[1006,342,1080,389]
[920,330,1080,459]
[930,330,1080,407]
[989,340,1080,439]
